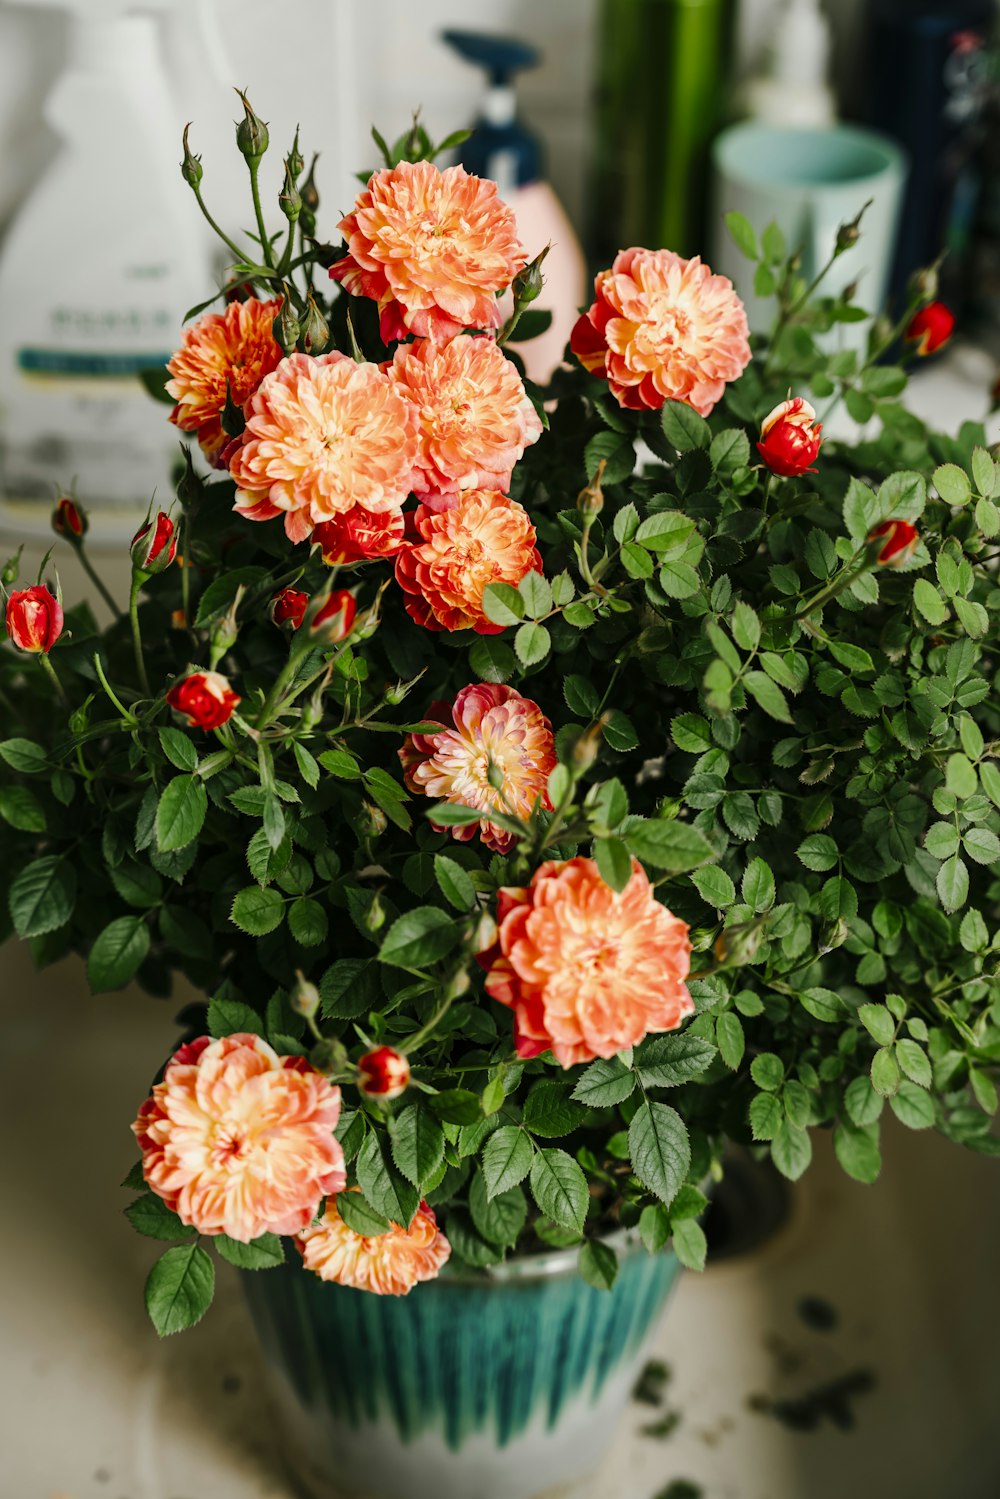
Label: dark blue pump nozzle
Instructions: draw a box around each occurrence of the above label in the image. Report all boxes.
[440,29,543,189]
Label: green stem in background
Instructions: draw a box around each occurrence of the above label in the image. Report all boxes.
[73,546,121,617]
[92,653,136,724]
[189,182,245,263]
[248,158,274,269]
[128,574,151,697]
[38,651,68,706]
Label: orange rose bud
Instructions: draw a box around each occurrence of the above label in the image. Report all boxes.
[271,587,309,630]
[309,589,356,643]
[5,585,64,654]
[131,512,177,574]
[358,1046,410,1100]
[166,669,240,730]
[867,518,919,568]
[312,508,406,565]
[904,301,955,357]
[52,496,88,539]
[756,397,822,477]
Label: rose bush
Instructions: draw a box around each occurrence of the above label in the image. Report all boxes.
[2,110,998,1333]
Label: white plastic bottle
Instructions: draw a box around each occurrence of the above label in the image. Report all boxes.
[0,0,212,540]
[742,0,837,129]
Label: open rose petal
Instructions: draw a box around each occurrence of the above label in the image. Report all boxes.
[296,1191,450,1296]
[167,298,283,462]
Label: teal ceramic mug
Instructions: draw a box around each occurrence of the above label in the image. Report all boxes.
[709,123,909,343]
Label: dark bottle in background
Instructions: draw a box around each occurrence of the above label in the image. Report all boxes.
[865,0,996,310]
[587,0,734,268]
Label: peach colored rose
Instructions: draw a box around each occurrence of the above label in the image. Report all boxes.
[478,857,694,1068]
[387,334,542,503]
[400,683,555,852]
[394,490,541,634]
[228,352,418,545]
[571,248,750,416]
[132,1033,345,1241]
[330,161,527,344]
[167,298,283,462]
[296,1191,451,1296]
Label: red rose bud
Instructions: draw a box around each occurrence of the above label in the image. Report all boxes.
[131,512,177,574]
[312,508,406,565]
[5,585,64,654]
[310,589,357,643]
[166,669,240,730]
[904,301,955,357]
[271,586,309,630]
[757,397,822,477]
[868,518,919,568]
[358,1045,410,1100]
[52,496,88,540]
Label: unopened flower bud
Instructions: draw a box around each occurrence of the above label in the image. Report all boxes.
[180,123,203,189]
[280,158,302,223]
[309,588,357,644]
[757,397,822,478]
[867,518,919,568]
[1,547,22,587]
[818,917,850,954]
[300,153,320,213]
[475,911,498,953]
[578,462,605,517]
[358,1045,410,1100]
[68,698,90,736]
[301,294,329,355]
[512,245,549,306]
[290,970,320,1018]
[220,377,246,439]
[235,89,268,162]
[210,586,244,665]
[358,800,389,838]
[364,893,387,933]
[384,681,410,707]
[273,299,301,355]
[131,512,177,575]
[444,966,471,1001]
[903,301,954,358]
[835,200,870,255]
[571,721,604,774]
[287,130,304,182]
[52,496,88,540]
[714,922,762,968]
[271,587,308,630]
[908,260,941,305]
[311,1037,348,1076]
[5,585,63,654]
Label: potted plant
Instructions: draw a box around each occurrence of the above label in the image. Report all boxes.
[2,100,998,1499]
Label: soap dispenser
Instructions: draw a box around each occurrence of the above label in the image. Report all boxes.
[742,0,837,129]
[441,28,586,384]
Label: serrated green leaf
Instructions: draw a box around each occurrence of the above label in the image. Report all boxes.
[9,856,76,938]
[145,1244,215,1336]
[482,1125,533,1199]
[529,1148,588,1231]
[87,915,150,991]
[215,1232,284,1269]
[379,906,458,968]
[156,775,207,853]
[628,1102,690,1207]
[579,1238,619,1289]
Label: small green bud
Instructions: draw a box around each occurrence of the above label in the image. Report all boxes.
[444,966,472,1001]
[220,378,246,439]
[571,720,603,774]
[357,801,388,838]
[835,199,871,255]
[300,153,320,212]
[273,298,301,355]
[290,969,320,1018]
[818,917,850,954]
[209,585,244,668]
[180,123,203,189]
[235,89,269,162]
[311,1037,348,1076]
[301,294,329,355]
[69,698,91,736]
[907,258,941,305]
[512,245,550,307]
[474,911,498,952]
[714,921,762,968]
[2,545,24,586]
[280,158,302,223]
[364,893,387,933]
[287,129,305,181]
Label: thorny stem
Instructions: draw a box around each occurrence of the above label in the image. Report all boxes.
[38,651,68,706]
[248,158,274,269]
[128,574,151,696]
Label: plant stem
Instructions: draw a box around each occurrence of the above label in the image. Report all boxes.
[75,547,121,617]
[190,183,245,262]
[38,651,68,705]
[248,159,274,268]
[128,575,151,696]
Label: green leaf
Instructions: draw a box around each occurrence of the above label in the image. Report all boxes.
[110,859,163,909]
[724,210,759,260]
[434,854,476,911]
[895,1038,932,1089]
[337,1191,391,1237]
[858,1003,895,1047]
[579,1239,619,1290]
[0,738,47,774]
[9,856,76,938]
[470,1172,526,1248]
[156,774,207,853]
[428,1088,482,1126]
[933,463,971,507]
[192,566,268,627]
[482,1125,533,1199]
[625,817,713,872]
[529,1148,588,1232]
[671,1217,707,1271]
[946,753,978,800]
[771,1119,812,1181]
[379,906,458,969]
[519,570,553,619]
[750,1053,784,1091]
[635,1033,717,1089]
[356,1130,419,1226]
[691,865,736,908]
[972,445,997,498]
[0,785,46,832]
[844,1074,883,1128]
[889,1079,935,1130]
[207,995,265,1037]
[660,401,711,452]
[963,827,1000,865]
[214,1232,284,1269]
[833,1120,881,1183]
[145,1244,215,1336]
[320,959,376,1019]
[124,1193,195,1241]
[230,885,285,936]
[87,915,150,992]
[571,1056,637,1108]
[959,908,989,952]
[710,427,751,481]
[730,600,761,652]
[293,741,321,789]
[936,855,969,912]
[749,1092,783,1141]
[715,1011,745,1070]
[796,834,838,872]
[743,670,793,723]
[523,1081,587,1138]
[468,637,517,682]
[628,1102,690,1207]
[639,1203,671,1253]
[741,857,775,912]
[594,836,632,892]
[913,579,948,626]
[514,621,551,667]
[390,1104,445,1189]
[158,727,198,773]
[317,748,362,780]
[870,1046,900,1097]
[584,429,635,486]
[671,713,712,753]
[482,581,525,628]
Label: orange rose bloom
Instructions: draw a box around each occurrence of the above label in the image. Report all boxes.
[311,507,406,565]
[296,1192,451,1296]
[132,1033,346,1242]
[571,248,750,416]
[167,298,283,461]
[388,334,542,503]
[400,683,555,852]
[478,857,694,1068]
[394,490,541,634]
[330,161,527,344]
[228,352,418,545]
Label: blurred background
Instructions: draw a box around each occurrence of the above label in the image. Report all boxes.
[2,2,1000,1497]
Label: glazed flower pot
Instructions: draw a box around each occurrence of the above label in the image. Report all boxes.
[243,1234,680,1499]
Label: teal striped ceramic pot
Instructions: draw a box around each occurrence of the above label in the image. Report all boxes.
[243,1232,681,1499]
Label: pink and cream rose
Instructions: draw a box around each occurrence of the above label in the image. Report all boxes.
[400,683,556,852]
[132,1033,346,1242]
[478,857,694,1068]
[296,1191,451,1296]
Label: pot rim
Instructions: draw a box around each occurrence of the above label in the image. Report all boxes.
[441,1225,648,1286]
